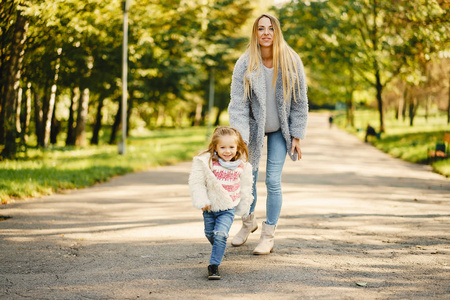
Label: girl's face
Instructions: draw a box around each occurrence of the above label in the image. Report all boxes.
[257,17,274,48]
[215,135,238,162]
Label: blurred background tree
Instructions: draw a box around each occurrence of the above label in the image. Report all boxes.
[275,0,450,132]
[0,0,253,159]
[1,0,449,160]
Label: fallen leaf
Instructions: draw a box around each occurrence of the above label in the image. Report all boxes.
[356,282,367,287]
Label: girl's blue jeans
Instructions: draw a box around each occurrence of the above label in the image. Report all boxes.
[203,208,235,266]
[249,130,287,226]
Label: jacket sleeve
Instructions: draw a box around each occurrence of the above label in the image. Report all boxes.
[188,158,211,210]
[234,162,253,217]
[228,56,250,144]
[289,56,309,140]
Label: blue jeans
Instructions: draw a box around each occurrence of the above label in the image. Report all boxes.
[249,130,287,226]
[203,208,235,266]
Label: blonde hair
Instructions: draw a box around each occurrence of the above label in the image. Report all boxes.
[201,126,248,167]
[244,13,301,102]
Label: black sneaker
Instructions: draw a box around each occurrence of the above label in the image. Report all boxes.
[208,264,221,280]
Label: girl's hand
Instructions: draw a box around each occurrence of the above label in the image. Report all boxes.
[291,138,302,160]
[202,205,211,212]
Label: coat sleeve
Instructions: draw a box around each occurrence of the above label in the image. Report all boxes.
[188,158,211,210]
[234,162,253,217]
[289,56,309,140]
[228,56,250,144]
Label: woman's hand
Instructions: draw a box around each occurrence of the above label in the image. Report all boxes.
[202,205,211,212]
[291,138,302,160]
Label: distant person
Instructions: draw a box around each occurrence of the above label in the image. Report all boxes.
[365,125,381,142]
[329,114,334,128]
[189,126,253,280]
[228,13,309,255]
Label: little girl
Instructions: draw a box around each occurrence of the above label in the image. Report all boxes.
[189,126,253,280]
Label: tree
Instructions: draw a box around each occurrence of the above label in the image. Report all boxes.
[277,0,450,131]
[389,0,450,126]
[0,0,255,159]
[277,1,367,126]
[0,3,28,159]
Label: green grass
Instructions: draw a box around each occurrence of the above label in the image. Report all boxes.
[0,127,208,204]
[334,110,450,177]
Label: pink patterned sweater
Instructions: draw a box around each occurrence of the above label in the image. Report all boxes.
[211,161,244,202]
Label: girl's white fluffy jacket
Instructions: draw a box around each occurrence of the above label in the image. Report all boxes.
[188,152,253,217]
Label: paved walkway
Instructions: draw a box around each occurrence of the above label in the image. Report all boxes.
[1,113,449,299]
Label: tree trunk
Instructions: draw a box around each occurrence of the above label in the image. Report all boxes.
[66,87,79,146]
[22,82,32,144]
[176,107,183,127]
[42,86,56,147]
[156,105,165,127]
[395,100,399,120]
[214,107,223,126]
[425,94,431,122]
[398,96,404,121]
[409,103,414,126]
[50,104,60,144]
[0,11,28,159]
[38,87,49,147]
[16,86,22,133]
[214,92,228,127]
[370,1,385,133]
[397,84,406,121]
[126,96,133,136]
[402,96,407,121]
[74,88,89,146]
[409,94,418,127]
[90,95,104,145]
[448,76,450,124]
[109,100,122,145]
[43,48,62,148]
[375,69,384,132]
[194,102,202,126]
[34,91,44,146]
[346,96,354,128]
[346,69,355,127]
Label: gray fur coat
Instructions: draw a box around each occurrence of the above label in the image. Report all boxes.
[228,53,309,170]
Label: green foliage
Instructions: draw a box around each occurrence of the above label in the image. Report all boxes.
[1,0,254,158]
[433,158,450,178]
[275,0,450,128]
[0,127,208,203]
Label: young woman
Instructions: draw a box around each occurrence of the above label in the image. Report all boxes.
[228,13,309,255]
[189,126,253,279]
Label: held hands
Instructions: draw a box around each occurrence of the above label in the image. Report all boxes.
[290,138,302,160]
[202,205,211,212]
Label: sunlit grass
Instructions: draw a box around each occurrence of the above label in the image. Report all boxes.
[335,109,450,177]
[0,127,208,203]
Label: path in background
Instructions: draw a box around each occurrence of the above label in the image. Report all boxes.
[1,113,449,299]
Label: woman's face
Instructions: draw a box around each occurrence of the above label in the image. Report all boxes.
[257,17,274,48]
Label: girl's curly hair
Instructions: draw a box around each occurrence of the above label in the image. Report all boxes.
[201,126,248,166]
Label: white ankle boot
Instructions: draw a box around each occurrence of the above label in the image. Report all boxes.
[231,212,258,247]
[253,222,276,255]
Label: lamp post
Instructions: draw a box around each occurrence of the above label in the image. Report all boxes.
[119,0,130,155]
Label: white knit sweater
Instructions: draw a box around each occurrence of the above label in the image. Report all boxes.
[189,152,253,216]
